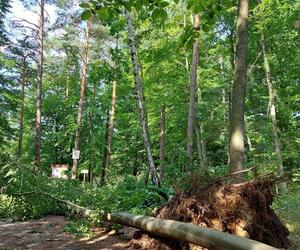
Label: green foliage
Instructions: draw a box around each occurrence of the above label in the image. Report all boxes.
[0,165,167,220]
[64,219,95,238]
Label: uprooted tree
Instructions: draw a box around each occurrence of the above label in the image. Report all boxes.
[16,176,289,250]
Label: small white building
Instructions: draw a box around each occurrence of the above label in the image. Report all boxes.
[51,164,69,179]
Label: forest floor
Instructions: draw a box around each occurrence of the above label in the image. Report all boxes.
[0,216,134,250]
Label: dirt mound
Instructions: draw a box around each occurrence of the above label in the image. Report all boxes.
[131,179,289,249]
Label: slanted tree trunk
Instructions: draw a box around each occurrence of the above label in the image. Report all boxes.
[72,21,91,178]
[260,33,287,191]
[229,0,249,179]
[125,11,159,186]
[102,37,119,184]
[187,14,200,164]
[159,104,166,181]
[105,212,277,250]
[34,0,45,170]
[17,58,27,159]
[183,13,189,73]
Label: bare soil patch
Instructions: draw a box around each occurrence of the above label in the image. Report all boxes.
[0,216,134,250]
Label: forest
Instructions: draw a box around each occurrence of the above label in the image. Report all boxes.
[0,0,299,249]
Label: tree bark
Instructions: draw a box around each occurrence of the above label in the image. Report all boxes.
[125,11,159,186]
[34,0,44,170]
[229,0,249,180]
[159,104,166,181]
[17,58,26,159]
[260,33,287,191]
[72,21,91,178]
[187,14,200,164]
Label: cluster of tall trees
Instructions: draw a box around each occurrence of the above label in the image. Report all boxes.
[0,0,299,185]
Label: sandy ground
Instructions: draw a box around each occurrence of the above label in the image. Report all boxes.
[0,216,134,250]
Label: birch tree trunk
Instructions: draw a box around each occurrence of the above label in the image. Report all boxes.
[125,11,159,185]
[72,21,91,178]
[34,0,44,170]
[187,14,200,164]
[17,58,26,159]
[261,33,287,191]
[229,0,249,179]
[159,104,166,181]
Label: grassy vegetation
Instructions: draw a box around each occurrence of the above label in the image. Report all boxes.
[273,182,300,247]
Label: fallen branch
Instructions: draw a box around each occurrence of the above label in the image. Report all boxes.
[13,191,92,217]
[12,191,279,250]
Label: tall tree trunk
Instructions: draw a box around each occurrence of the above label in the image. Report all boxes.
[195,122,207,170]
[34,0,45,170]
[88,81,97,183]
[220,57,230,163]
[102,37,119,184]
[228,26,235,165]
[88,111,94,183]
[66,65,69,99]
[17,59,26,159]
[101,80,117,183]
[159,104,166,181]
[229,0,249,180]
[195,123,203,167]
[200,124,208,169]
[187,14,200,164]
[72,21,91,178]
[101,110,110,184]
[125,11,159,186]
[260,33,287,191]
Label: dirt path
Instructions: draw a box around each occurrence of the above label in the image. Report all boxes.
[0,216,134,250]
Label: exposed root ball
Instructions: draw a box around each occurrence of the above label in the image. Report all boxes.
[131,179,289,249]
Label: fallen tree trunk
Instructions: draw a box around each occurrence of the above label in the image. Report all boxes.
[103,212,278,250]
[14,191,278,250]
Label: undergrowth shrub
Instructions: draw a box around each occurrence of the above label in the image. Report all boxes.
[0,164,169,220]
